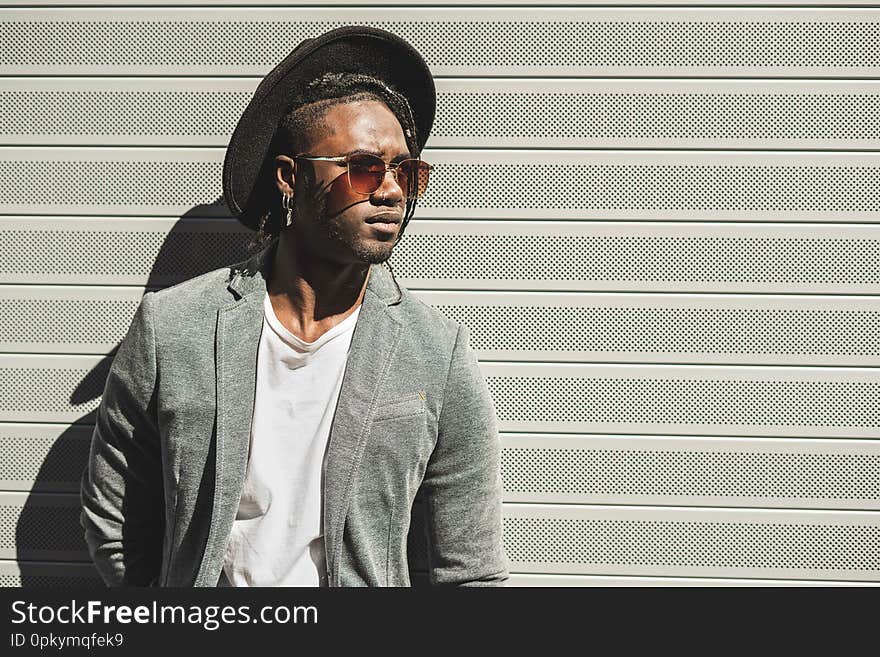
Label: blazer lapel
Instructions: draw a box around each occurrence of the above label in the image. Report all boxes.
[194,243,272,587]
[323,265,402,586]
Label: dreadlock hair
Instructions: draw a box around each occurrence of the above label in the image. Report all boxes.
[246,72,422,301]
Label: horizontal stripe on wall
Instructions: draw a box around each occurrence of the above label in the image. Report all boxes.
[0,560,101,588]
[2,148,879,219]
[0,492,85,561]
[0,560,872,589]
[2,9,879,76]
[3,78,880,149]
[0,424,91,493]
[2,356,879,437]
[423,291,880,366]
[498,503,880,581]
[2,423,878,511]
[499,434,880,509]
[4,286,880,366]
[483,363,880,437]
[507,573,875,586]
[5,494,879,581]
[4,217,879,294]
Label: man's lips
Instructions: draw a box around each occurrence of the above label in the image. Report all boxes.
[366,214,402,235]
[366,213,402,225]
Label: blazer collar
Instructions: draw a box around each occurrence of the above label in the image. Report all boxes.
[225,237,403,306]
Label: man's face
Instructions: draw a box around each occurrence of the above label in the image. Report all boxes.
[281,99,410,265]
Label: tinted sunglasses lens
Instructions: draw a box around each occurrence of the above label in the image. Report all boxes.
[346,155,432,198]
[397,159,431,199]
[347,154,386,194]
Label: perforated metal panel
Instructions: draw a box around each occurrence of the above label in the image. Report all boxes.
[420,151,880,219]
[4,495,880,581]
[0,78,254,146]
[6,286,880,367]
[0,424,92,492]
[4,218,879,294]
[0,148,225,215]
[433,80,880,149]
[3,357,878,438]
[397,222,880,294]
[502,504,880,581]
[0,287,141,354]
[2,149,879,220]
[484,363,880,438]
[1,217,251,285]
[2,9,879,76]
[4,78,879,149]
[422,292,880,366]
[407,500,880,581]
[0,356,108,423]
[0,561,101,588]
[508,573,875,587]
[6,425,878,513]
[500,435,880,509]
[3,3,879,587]
[0,492,86,560]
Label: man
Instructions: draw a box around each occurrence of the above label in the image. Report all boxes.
[79,26,509,587]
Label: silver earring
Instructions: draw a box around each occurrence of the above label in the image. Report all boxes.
[281,193,294,227]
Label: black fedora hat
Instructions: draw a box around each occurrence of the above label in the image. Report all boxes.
[223,25,436,230]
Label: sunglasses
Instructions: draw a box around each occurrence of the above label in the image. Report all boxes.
[294,152,433,199]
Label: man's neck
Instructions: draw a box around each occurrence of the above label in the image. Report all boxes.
[266,232,370,343]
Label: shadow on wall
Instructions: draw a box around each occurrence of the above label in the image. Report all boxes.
[16,205,254,587]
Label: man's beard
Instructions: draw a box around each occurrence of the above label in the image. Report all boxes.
[313,194,396,264]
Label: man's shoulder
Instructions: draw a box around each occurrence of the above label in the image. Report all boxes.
[143,259,244,320]
[395,285,456,327]
[388,283,463,349]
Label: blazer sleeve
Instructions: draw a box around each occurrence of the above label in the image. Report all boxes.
[419,323,509,586]
[79,292,165,586]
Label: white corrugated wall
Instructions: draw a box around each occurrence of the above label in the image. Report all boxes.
[0,3,878,586]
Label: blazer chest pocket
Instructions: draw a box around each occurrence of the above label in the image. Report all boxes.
[371,392,427,423]
[368,393,432,482]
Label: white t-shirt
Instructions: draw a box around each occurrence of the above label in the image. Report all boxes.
[221,292,360,586]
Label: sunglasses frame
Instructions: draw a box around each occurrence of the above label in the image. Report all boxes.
[293,153,433,199]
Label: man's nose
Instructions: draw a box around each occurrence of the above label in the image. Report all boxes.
[371,169,404,202]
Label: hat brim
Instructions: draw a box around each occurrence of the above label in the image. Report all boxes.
[222,26,436,230]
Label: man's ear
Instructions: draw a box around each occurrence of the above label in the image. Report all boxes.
[274,155,296,195]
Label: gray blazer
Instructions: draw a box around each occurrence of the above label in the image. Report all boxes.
[79,238,508,587]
